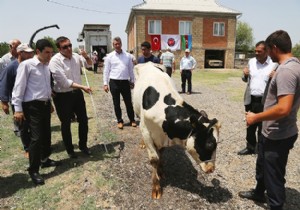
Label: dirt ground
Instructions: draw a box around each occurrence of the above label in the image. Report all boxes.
[91,73,300,210]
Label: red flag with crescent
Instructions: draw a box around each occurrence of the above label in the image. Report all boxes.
[151,35,161,51]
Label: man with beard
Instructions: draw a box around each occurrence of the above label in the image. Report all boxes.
[239,30,300,210]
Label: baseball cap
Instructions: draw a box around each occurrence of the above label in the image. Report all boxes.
[17,43,34,53]
[185,49,190,53]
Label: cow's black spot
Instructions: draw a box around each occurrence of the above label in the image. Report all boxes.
[162,101,217,162]
[164,94,176,105]
[193,120,218,162]
[162,105,195,139]
[142,86,160,110]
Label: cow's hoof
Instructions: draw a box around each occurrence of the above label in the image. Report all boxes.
[152,187,162,199]
[139,139,146,149]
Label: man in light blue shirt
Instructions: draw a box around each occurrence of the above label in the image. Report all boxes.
[180,49,196,94]
[12,39,61,185]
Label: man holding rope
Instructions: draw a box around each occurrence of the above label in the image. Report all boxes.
[49,36,92,159]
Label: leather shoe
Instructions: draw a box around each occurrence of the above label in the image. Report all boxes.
[80,148,92,156]
[238,147,255,155]
[117,122,124,129]
[238,190,266,203]
[68,152,78,159]
[131,121,137,127]
[41,158,61,168]
[29,172,45,185]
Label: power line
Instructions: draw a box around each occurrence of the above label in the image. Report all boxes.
[46,0,129,15]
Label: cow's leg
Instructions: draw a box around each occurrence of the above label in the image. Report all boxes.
[150,157,162,199]
[139,120,162,199]
[157,148,165,179]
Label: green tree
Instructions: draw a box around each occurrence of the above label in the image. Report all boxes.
[0,42,10,57]
[292,42,300,58]
[236,21,254,53]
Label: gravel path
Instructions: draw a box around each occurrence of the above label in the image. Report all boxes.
[92,73,300,210]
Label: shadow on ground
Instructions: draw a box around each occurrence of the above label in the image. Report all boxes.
[160,146,232,203]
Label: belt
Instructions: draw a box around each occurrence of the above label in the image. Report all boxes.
[55,89,81,94]
[251,95,263,102]
[24,100,51,106]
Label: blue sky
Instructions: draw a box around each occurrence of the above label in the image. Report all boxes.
[1,0,299,51]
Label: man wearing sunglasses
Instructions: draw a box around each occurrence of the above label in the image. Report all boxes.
[49,36,92,159]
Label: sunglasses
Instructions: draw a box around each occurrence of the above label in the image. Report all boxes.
[61,44,72,50]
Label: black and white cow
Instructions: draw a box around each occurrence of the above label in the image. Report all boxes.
[133,62,220,199]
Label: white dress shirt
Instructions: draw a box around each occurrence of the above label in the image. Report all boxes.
[180,55,197,70]
[49,52,90,93]
[103,50,134,86]
[12,56,52,112]
[248,56,277,96]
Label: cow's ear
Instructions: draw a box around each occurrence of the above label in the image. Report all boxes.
[199,110,209,123]
[208,118,218,128]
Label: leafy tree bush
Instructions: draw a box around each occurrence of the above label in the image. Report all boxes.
[0,42,10,57]
[292,42,300,58]
[236,21,254,54]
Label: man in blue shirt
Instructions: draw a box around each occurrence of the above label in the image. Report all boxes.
[0,43,34,157]
[137,41,159,64]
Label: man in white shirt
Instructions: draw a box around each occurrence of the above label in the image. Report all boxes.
[12,39,60,185]
[103,37,136,129]
[238,41,277,155]
[49,36,92,159]
[180,49,196,95]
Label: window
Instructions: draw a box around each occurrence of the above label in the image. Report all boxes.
[148,20,161,34]
[213,22,225,36]
[179,21,192,35]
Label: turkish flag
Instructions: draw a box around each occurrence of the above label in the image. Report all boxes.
[151,35,161,51]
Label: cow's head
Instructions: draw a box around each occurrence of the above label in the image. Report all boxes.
[186,113,220,173]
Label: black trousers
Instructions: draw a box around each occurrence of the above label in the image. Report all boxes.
[53,89,88,154]
[166,67,172,77]
[23,100,51,173]
[181,70,192,93]
[255,134,297,209]
[245,96,263,150]
[109,79,135,123]
[12,105,31,151]
[93,63,98,73]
